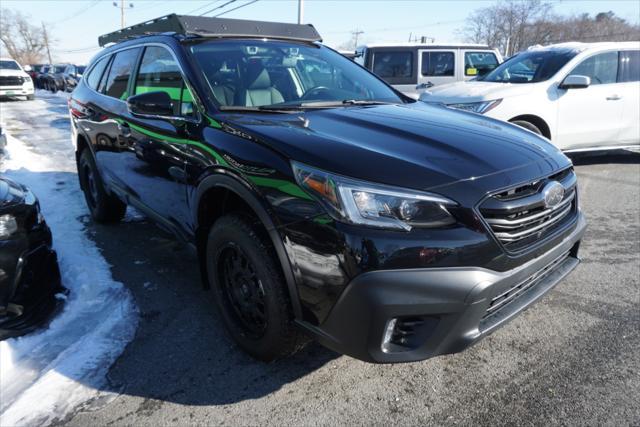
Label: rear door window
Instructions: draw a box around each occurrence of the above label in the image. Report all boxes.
[102,48,140,99]
[464,51,499,77]
[86,56,110,90]
[570,51,618,85]
[371,50,414,84]
[134,46,195,117]
[618,50,639,82]
[421,51,455,76]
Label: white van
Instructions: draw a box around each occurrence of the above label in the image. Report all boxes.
[420,42,640,152]
[354,43,502,98]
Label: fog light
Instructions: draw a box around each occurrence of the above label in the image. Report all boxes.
[0,214,18,238]
[381,315,440,353]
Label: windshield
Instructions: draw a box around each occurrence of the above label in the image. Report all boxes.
[189,40,403,109]
[53,65,67,73]
[479,49,578,83]
[0,60,21,70]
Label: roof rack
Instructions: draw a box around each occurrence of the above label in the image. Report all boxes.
[98,14,322,47]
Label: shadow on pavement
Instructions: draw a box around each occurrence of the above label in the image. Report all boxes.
[88,211,339,406]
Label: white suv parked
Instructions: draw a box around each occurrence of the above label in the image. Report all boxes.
[0,58,35,101]
[420,42,640,152]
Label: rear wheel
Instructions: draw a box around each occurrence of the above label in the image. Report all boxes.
[511,120,542,136]
[78,149,126,223]
[206,214,304,361]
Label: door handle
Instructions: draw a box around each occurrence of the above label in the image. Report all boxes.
[606,95,622,101]
[416,82,434,90]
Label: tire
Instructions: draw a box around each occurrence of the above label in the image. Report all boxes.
[49,82,57,93]
[78,149,126,223]
[206,214,305,361]
[511,120,542,136]
[26,94,35,101]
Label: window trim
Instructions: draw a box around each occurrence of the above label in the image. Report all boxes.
[463,50,498,77]
[84,42,202,123]
[617,49,639,83]
[368,48,416,85]
[565,49,620,86]
[420,49,456,77]
[133,45,198,120]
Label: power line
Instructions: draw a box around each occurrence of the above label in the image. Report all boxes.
[324,19,465,35]
[186,1,223,15]
[214,0,260,17]
[200,0,237,16]
[53,0,101,25]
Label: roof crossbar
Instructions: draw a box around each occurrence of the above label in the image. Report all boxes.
[98,14,322,47]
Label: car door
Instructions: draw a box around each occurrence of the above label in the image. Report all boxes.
[418,49,456,90]
[616,50,640,146]
[121,45,198,234]
[91,47,142,194]
[368,48,417,97]
[555,50,623,150]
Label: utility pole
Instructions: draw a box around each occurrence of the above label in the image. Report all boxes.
[113,1,134,29]
[297,0,304,24]
[352,29,364,48]
[42,22,53,64]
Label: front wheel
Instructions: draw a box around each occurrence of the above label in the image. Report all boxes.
[511,120,542,136]
[206,214,305,361]
[78,149,126,223]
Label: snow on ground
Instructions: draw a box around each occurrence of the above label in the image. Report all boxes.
[0,97,138,425]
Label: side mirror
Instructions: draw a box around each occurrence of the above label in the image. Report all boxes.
[127,91,175,118]
[559,74,590,89]
[23,65,32,72]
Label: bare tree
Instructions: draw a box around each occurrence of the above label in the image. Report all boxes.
[462,1,640,56]
[462,0,553,56]
[0,9,48,64]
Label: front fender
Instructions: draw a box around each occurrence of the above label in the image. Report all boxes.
[194,171,304,320]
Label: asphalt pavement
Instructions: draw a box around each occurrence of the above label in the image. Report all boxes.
[1,94,639,426]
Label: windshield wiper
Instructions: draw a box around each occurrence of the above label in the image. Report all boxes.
[218,105,302,113]
[297,99,393,108]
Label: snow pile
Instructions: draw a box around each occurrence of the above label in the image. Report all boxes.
[0,134,138,425]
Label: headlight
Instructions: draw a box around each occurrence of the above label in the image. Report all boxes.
[24,75,32,82]
[0,214,18,238]
[292,162,457,231]
[447,99,502,114]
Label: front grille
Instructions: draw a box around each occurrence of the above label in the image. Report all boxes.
[0,76,24,87]
[482,250,571,322]
[480,168,578,252]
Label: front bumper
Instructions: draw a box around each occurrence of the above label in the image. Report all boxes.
[0,84,34,97]
[307,212,586,363]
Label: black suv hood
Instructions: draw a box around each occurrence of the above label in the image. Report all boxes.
[220,102,571,194]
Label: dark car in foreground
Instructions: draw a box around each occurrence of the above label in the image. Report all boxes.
[68,14,585,363]
[0,177,64,339]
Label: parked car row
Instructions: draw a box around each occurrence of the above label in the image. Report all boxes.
[355,41,639,153]
[25,63,86,93]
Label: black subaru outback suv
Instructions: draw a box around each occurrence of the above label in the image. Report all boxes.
[68,15,585,363]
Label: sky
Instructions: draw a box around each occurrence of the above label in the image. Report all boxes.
[2,0,639,64]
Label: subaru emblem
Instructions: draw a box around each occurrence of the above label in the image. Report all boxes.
[543,181,565,208]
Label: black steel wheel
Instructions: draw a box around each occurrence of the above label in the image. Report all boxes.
[206,214,305,361]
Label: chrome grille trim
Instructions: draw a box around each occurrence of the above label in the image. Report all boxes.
[484,250,571,318]
[486,191,575,228]
[479,168,578,251]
